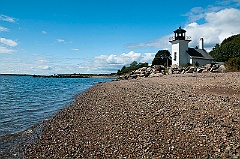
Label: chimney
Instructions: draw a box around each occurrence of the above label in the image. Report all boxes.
[199,37,204,49]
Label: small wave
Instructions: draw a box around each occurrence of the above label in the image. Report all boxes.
[0,121,44,158]
[0,76,114,150]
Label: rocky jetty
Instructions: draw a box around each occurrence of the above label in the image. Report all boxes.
[21,72,239,158]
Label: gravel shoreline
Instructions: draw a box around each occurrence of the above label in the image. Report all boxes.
[22,73,239,158]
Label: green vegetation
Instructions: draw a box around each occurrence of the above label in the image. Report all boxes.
[117,50,172,75]
[209,34,240,71]
[224,56,240,72]
[117,61,148,75]
[151,50,171,66]
[210,34,240,62]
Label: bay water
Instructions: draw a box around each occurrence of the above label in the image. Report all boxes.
[0,75,114,136]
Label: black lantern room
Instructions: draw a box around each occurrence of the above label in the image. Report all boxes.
[174,27,186,40]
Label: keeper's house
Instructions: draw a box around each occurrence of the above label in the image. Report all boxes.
[169,27,214,66]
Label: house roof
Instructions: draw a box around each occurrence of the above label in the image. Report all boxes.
[187,48,214,60]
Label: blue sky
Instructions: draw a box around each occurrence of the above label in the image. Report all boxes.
[0,0,240,74]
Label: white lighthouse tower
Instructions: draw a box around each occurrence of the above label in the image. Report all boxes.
[169,27,191,66]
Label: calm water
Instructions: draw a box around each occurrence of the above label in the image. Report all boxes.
[0,75,114,136]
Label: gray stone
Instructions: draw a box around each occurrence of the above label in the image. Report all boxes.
[218,65,226,73]
[149,73,163,77]
[205,64,212,70]
[186,67,195,73]
[168,67,173,75]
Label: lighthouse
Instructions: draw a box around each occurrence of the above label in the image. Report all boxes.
[169,27,191,66]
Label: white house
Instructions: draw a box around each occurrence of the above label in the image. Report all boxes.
[169,27,213,66]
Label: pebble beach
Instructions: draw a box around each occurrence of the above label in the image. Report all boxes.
[22,72,240,158]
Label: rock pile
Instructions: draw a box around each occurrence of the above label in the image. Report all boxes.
[118,65,165,80]
[118,63,227,80]
[169,63,226,75]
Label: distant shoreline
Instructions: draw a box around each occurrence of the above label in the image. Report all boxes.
[0,74,32,76]
[0,73,116,78]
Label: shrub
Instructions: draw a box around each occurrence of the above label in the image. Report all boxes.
[117,61,149,75]
[225,56,240,72]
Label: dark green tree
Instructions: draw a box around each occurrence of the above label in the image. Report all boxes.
[138,62,148,68]
[129,61,138,70]
[152,50,171,66]
[209,34,240,62]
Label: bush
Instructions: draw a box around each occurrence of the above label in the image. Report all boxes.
[225,57,240,72]
[117,61,149,75]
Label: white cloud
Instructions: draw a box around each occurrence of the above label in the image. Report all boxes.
[185,8,240,50]
[37,59,48,63]
[0,26,9,32]
[128,35,171,50]
[0,46,15,54]
[42,31,47,34]
[57,39,65,43]
[216,0,240,7]
[0,38,18,47]
[183,7,206,22]
[0,38,17,54]
[205,8,240,25]
[0,14,15,23]
[142,53,156,63]
[183,0,240,23]
[56,39,73,44]
[76,51,155,74]
[187,22,199,28]
[41,65,52,70]
[95,51,142,65]
[71,48,79,51]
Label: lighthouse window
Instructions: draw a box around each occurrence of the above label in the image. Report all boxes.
[174,52,177,61]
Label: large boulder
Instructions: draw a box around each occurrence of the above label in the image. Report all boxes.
[173,70,180,74]
[149,72,163,78]
[171,64,179,69]
[168,67,173,75]
[154,65,165,71]
[205,64,212,71]
[197,67,204,73]
[218,65,226,73]
[186,66,195,73]
[210,65,219,72]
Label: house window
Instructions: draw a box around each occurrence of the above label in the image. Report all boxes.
[174,52,177,61]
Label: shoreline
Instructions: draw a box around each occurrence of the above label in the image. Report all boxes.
[0,77,116,158]
[0,73,117,79]
[4,72,240,158]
